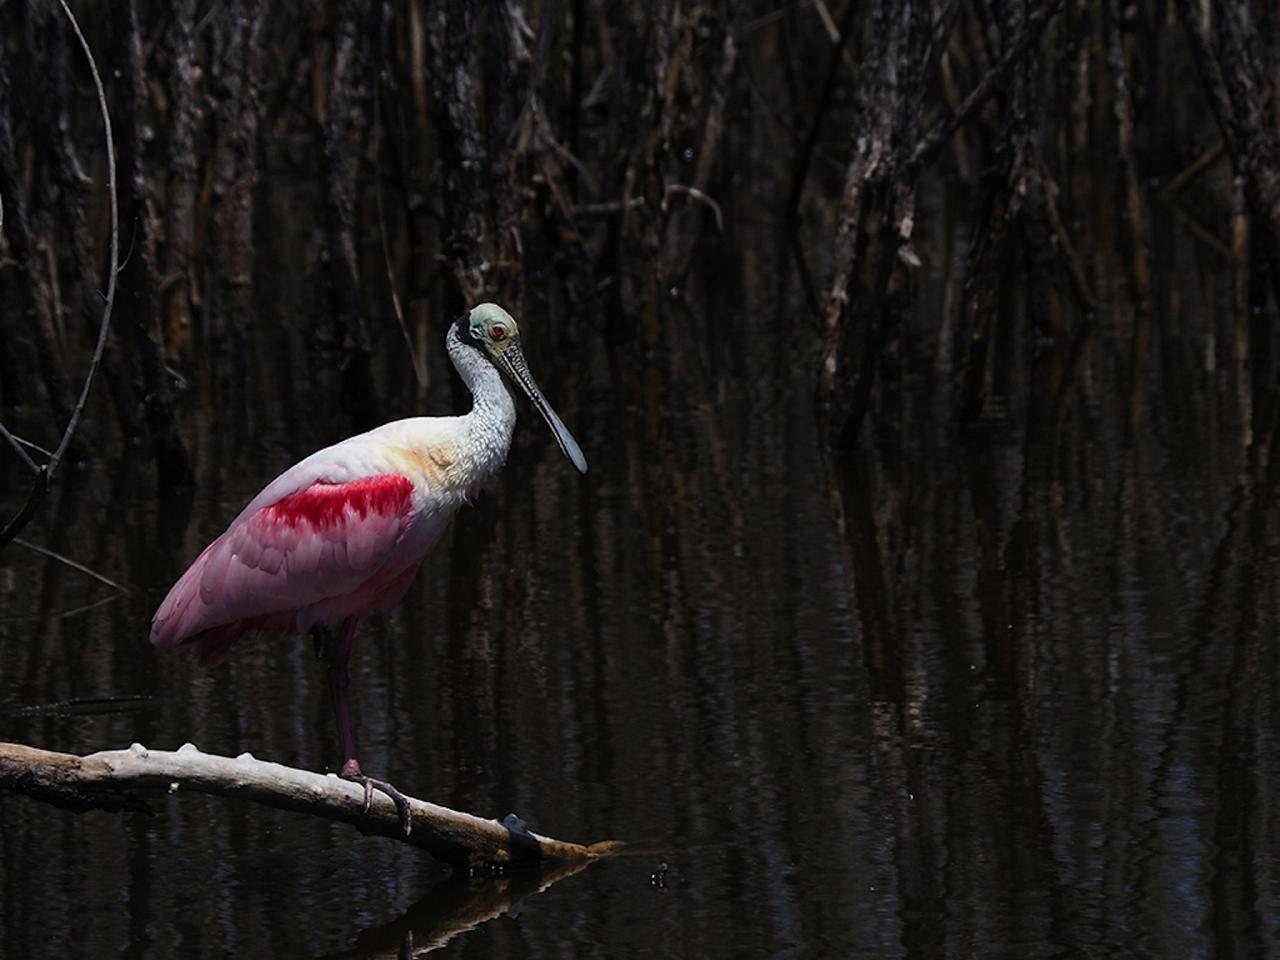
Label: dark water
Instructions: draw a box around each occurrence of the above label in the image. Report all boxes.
[4,173,1280,958]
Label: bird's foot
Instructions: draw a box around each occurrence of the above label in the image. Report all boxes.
[340,764,414,836]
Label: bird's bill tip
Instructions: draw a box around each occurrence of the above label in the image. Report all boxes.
[496,344,588,475]
[562,431,588,474]
[533,391,588,475]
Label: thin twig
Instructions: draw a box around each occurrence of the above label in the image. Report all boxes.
[1034,143,1097,313]
[572,198,644,218]
[811,0,856,71]
[739,2,802,34]
[1158,140,1224,196]
[50,0,118,476]
[529,101,597,194]
[1,695,153,718]
[12,538,128,593]
[0,476,49,546]
[908,0,1064,175]
[0,0,119,551]
[786,0,859,218]
[0,593,122,623]
[373,87,426,388]
[0,422,40,474]
[791,234,824,329]
[572,183,725,232]
[1158,194,1233,259]
[663,184,725,232]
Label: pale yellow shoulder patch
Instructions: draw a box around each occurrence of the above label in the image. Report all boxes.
[387,442,459,490]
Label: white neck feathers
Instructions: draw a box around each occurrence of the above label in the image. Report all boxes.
[445,322,519,482]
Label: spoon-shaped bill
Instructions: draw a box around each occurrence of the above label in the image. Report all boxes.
[497,344,588,474]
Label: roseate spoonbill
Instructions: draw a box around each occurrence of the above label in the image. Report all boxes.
[150,303,586,831]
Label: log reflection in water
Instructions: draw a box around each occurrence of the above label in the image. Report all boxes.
[324,859,595,959]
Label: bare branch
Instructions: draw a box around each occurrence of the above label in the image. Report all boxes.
[0,0,119,551]
[1033,143,1097,314]
[0,593,122,624]
[0,421,40,474]
[0,742,628,870]
[0,475,48,547]
[50,0,118,476]
[663,184,724,233]
[1159,141,1225,196]
[908,0,1064,175]
[11,538,128,593]
[373,88,427,388]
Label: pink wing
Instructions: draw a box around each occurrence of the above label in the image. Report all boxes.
[151,473,419,663]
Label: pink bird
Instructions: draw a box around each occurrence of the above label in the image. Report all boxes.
[150,304,587,831]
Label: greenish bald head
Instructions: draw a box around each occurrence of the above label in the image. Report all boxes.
[468,302,519,352]
[465,302,588,475]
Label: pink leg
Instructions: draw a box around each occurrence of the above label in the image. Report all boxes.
[326,618,362,775]
[324,617,414,834]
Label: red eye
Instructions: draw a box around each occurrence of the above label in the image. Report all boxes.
[491,325,506,341]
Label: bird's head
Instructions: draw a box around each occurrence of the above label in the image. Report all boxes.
[462,303,588,475]
[465,302,522,355]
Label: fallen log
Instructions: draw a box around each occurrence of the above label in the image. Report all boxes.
[0,741,625,871]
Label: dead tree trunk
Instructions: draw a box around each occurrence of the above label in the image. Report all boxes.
[37,8,143,445]
[1176,0,1280,311]
[0,57,41,421]
[322,0,381,425]
[480,0,523,307]
[430,0,492,312]
[163,0,199,368]
[959,0,1063,422]
[111,0,193,487]
[820,0,1064,444]
[817,0,933,450]
[0,31,82,458]
[1105,0,1153,314]
[208,0,265,361]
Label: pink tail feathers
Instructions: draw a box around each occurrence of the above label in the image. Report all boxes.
[150,540,296,665]
[151,544,240,664]
[150,545,213,648]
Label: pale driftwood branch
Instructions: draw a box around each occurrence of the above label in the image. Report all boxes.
[0,742,626,870]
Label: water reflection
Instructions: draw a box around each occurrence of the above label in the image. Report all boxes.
[3,199,1280,959]
[324,860,594,959]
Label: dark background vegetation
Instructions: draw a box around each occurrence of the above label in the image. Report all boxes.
[2,0,1280,956]
[1,0,1275,481]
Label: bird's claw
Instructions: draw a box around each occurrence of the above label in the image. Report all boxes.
[341,771,414,836]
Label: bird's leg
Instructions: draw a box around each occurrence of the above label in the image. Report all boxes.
[325,617,415,835]
[311,623,334,660]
